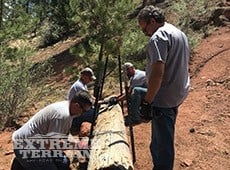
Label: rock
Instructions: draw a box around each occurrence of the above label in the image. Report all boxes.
[206,79,216,86]
[189,128,195,133]
[4,150,14,155]
[180,159,193,167]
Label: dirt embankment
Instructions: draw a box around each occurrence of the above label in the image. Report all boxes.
[133,26,230,170]
[0,26,229,170]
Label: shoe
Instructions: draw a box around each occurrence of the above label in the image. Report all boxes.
[124,116,142,127]
[124,116,152,126]
[140,118,151,123]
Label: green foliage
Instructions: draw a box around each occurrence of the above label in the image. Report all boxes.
[36,0,75,48]
[120,20,148,59]
[0,0,221,129]
[0,48,52,128]
[0,21,52,128]
[69,0,135,58]
[168,0,217,50]
[68,0,150,85]
[69,43,88,63]
[187,33,200,50]
[64,66,77,76]
[1,1,39,38]
[38,21,65,48]
[169,0,191,37]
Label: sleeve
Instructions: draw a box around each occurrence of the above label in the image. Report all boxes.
[67,86,76,100]
[67,81,87,100]
[148,35,169,64]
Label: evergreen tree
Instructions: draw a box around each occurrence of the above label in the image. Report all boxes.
[0,0,52,129]
[69,0,147,97]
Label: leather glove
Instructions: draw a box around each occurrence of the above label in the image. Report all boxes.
[139,100,152,121]
[101,96,118,105]
[108,96,118,106]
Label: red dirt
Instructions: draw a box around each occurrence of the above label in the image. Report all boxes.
[133,26,230,170]
[0,26,229,170]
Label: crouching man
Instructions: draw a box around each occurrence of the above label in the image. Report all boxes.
[11,91,93,170]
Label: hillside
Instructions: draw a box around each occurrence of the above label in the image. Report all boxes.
[0,25,229,169]
[133,26,230,170]
[0,0,230,168]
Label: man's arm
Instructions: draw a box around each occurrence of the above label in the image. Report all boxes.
[116,87,132,102]
[144,61,165,103]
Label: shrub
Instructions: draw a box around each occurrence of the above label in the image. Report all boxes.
[0,47,52,129]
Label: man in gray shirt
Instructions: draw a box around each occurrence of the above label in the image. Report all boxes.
[137,5,190,170]
[11,91,92,170]
[66,67,96,134]
[115,62,148,126]
[67,67,96,100]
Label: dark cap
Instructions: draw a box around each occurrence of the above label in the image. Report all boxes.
[71,90,93,106]
[80,67,96,80]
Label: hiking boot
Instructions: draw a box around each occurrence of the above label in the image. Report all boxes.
[124,115,152,126]
[124,116,142,127]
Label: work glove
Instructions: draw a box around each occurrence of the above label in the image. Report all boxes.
[102,96,118,106]
[108,96,118,106]
[139,100,152,121]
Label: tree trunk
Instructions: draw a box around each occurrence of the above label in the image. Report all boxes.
[88,104,134,170]
[0,0,3,29]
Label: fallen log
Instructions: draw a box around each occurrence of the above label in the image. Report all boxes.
[87,104,134,170]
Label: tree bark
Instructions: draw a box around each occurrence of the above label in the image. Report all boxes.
[88,104,134,170]
[0,0,3,29]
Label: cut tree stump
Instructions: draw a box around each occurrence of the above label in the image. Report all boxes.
[87,104,134,170]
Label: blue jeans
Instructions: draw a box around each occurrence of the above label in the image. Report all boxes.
[150,107,178,170]
[128,87,147,121]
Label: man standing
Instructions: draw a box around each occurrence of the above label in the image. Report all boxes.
[11,91,93,170]
[66,67,96,134]
[137,5,190,170]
